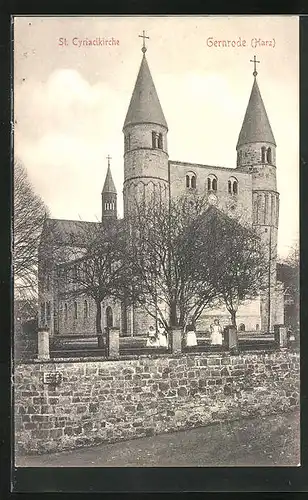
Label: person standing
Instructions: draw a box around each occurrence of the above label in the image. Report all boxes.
[210,318,223,345]
[157,321,168,348]
[185,320,197,347]
[146,325,159,347]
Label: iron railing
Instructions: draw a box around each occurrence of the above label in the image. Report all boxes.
[46,330,294,359]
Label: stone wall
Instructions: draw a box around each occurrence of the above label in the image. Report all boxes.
[14,350,300,455]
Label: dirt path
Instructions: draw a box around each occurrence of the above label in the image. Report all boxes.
[16,410,300,467]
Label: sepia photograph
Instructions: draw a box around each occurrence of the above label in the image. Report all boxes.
[13,15,300,468]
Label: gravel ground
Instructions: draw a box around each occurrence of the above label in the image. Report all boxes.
[16,410,300,468]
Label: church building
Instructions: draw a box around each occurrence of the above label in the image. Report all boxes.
[38,37,284,337]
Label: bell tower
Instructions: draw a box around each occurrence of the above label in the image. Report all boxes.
[123,31,169,216]
[236,56,280,332]
[102,155,117,222]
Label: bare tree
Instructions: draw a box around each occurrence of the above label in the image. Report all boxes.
[125,194,222,329]
[59,220,133,335]
[14,160,49,302]
[279,241,299,330]
[205,211,269,328]
[126,194,269,330]
[285,241,299,270]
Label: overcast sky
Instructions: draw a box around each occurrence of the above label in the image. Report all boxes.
[14,15,299,258]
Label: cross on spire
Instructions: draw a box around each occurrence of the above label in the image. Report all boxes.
[250,55,260,77]
[106,154,112,167]
[139,30,149,54]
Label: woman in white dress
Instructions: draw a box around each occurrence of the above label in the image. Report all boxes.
[185,321,197,347]
[210,319,223,345]
[146,325,159,347]
[157,322,168,348]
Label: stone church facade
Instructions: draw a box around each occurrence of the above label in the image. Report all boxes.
[38,44,284,337]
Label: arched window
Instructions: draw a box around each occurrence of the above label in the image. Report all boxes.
[46,301,51,320]
[266,147,272,164]
[64,303,68,321]
[106,306,113,328]
[152,131,159,148]
[158,133,163,150]
[228,176,238,196]
[73,265,78,280]
[40,303,45,323]
[256,323,260,331]
[261,146,266,163]
[237,150,242,165]
[74,301,78,319]
[239,323,245,332]
[84,300,88,319]
[124,134,131,152]
[207,174,217,192]
[185,172,196,189]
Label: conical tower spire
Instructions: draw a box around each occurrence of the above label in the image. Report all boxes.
[237,59,276,148]
[102,155,117,221]
[123,34,168,130]
[102,155,117,194]
[123,33,169,217]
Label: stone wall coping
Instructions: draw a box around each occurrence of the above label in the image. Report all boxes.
[14,349,299,366]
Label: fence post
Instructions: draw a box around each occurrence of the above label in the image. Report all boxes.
[97,333,105,349]
[108,327,120,358]
[274,324,288,349]
[37,327,50,360]
[170,327,182,355]
[224,326,238,353]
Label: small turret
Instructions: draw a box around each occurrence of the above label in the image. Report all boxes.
[102,155,117,221]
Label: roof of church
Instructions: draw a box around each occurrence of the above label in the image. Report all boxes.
[169,160,251,175]
[102,164,117,194]
[123,54,168,130]
[41,218,101,246]
[237,77,276,148]
[40,217,124,259]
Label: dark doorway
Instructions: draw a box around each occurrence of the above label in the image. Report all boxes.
[106,306,113,328]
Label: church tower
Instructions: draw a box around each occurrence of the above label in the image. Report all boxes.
[122,32,169,216]
[236,56,280,331]
[102,156,117,221]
